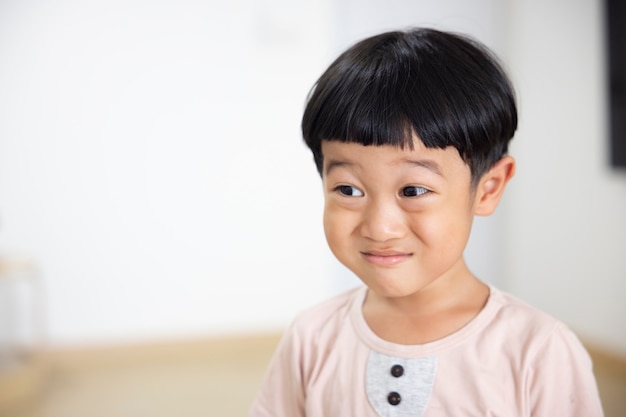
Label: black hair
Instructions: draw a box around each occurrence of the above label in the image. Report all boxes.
[301,28,517,185]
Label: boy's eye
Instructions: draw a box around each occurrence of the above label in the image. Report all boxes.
[401,186,429,197]
[335,185,364,197]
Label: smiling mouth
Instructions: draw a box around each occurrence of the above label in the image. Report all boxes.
[361,251,412,266]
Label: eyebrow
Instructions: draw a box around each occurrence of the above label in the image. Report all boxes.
[402,159,444,177]
[324,158,444,177]
[324,159,353,176]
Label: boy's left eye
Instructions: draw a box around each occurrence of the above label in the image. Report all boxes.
[401,186,429,197]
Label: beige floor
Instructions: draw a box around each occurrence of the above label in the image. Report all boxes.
[0,334,281,417]
[1,334,624,417]
[586,343,626,417]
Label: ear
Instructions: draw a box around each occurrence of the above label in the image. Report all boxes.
[473,156,516,216]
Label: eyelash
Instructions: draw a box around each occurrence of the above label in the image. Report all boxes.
[333,185,430,198]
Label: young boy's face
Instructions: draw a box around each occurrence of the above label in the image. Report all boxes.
[321,137,481,299]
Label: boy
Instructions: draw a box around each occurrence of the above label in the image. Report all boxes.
[250,28,603,416]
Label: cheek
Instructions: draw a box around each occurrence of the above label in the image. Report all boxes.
[409,208,473,250]
[323,204,352,252]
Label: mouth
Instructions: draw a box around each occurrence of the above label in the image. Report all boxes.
[360,250,412,266]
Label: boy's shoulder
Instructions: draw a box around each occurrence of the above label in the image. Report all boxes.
[295,286,362,321]
[288,286,363,339]
[490,285,559,326]
[487,286,585,355]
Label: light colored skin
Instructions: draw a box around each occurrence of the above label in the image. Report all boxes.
[321,137,515,345]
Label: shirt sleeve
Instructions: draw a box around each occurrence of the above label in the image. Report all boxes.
[249,322,306,417]
[527,322,604,417]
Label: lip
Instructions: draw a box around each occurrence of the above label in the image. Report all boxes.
[361,250,412,266]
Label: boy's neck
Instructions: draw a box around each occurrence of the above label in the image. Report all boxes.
[361,267,489,345]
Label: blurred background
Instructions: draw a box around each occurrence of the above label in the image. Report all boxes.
[0,0,624,416]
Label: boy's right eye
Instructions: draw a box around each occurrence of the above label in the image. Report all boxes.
[334,185,364,197]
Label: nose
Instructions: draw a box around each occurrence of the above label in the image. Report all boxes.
[359,199,406,242]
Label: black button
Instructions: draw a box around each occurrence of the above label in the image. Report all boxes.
[390,364,404,377]
[388,391,401,406]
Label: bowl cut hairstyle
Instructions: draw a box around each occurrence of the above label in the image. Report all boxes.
[301,28,518,185]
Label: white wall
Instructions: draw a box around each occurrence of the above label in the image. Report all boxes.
[0,0,338,347]
[2,0,623,353]
[504,0,626,351]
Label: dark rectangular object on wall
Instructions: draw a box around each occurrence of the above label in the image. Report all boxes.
[607,0,626,168]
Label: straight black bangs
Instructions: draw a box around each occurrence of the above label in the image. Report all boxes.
[301,29,518,180]
[302,32,419,159]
